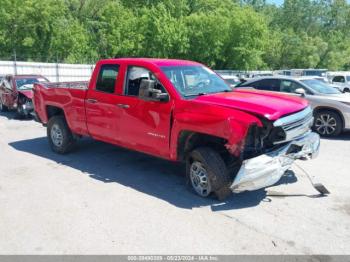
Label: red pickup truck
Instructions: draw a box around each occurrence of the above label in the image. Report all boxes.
[34,58,320,199]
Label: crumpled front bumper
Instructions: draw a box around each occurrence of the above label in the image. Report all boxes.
[230,131,320,193]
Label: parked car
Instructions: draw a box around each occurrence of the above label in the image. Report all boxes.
[0,74,49,118]
[237,76,350,136]
[34,58,319,200]
[330,74,350,93]
[220,75,240,87]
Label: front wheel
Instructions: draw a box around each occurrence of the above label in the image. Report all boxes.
[186,147,233,200]
[47,115,77,154]
[313,110,342,137]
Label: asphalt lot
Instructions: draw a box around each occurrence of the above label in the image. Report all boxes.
[0,111,350,255]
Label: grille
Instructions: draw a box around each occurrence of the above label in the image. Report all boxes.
[273,107,313,144]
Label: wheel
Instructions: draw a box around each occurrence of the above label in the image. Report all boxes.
[344,88,350,93]
[313,110,342,137]
[0,98,8,112]
[47,115,77,154]
[186,147,233,200]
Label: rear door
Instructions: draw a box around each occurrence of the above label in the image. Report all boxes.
[85,63,123,143]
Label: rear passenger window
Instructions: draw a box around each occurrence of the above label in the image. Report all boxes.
[254,79,280,91]
[96,64,119,93]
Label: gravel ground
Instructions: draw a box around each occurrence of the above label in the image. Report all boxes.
[0,111,350,255]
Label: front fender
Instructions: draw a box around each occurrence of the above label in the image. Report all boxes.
[169,106,262,160]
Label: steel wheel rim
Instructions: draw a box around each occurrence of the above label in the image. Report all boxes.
[51,124,63,147]
[190,161,211,197]
[315,114,337,135]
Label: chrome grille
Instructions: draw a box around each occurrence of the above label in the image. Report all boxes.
[273,107,313,144]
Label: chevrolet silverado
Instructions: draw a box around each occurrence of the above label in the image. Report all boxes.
[33,58,320,200]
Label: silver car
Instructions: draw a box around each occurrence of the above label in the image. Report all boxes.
[237,76,350,137]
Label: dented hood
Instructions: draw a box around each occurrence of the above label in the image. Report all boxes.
[18,90,34,99]
[194,89,309,121]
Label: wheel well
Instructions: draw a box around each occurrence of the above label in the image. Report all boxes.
[177,131,237,166]
[46,105,64,120]
[314,107,344,129]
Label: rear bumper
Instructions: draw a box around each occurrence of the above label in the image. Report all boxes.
[230,131,320,193]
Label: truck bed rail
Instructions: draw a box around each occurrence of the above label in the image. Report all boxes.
[37,81,89,90]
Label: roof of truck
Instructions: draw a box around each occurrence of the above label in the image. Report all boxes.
[100,58,202,67]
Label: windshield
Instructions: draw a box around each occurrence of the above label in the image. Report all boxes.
[300,79,341,94]
[16,77,48,90]
[161,66,231,97]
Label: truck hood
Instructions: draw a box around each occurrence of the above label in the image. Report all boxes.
[18,90,33,99]
[195,89,308,121]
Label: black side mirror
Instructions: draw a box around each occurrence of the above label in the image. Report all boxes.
[139,79,169,102]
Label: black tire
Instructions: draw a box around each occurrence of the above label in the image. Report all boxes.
[47,115,77,154]
[313,110,342,137]
[186,147,233,200]
[344,88,350,93]
[0,98,8,112]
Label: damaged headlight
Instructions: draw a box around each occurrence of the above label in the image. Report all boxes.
[241,121,287,160]
[267,126,286,144]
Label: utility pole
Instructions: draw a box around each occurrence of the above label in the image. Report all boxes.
[13,24,18,75]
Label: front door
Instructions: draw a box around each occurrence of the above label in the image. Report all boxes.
[114,66,173,158]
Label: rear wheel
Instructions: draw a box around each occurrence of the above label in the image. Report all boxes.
[47,115,77,154]
[186,147,233,200]
[313,110,342,137]
[343,88,350,93]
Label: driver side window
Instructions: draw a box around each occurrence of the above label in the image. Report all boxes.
[125,66,166,96]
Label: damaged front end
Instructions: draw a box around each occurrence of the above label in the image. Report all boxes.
[230,106,320,193]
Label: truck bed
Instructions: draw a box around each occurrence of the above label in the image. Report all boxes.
[33,81,90,136]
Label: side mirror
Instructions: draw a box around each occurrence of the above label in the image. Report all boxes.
[295,88,306,96]
[139,79,169,102]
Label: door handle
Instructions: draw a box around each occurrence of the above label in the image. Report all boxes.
[116,103,130,109]
[87,98,98,104]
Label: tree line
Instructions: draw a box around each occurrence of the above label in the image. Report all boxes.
[0,0,349,70]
